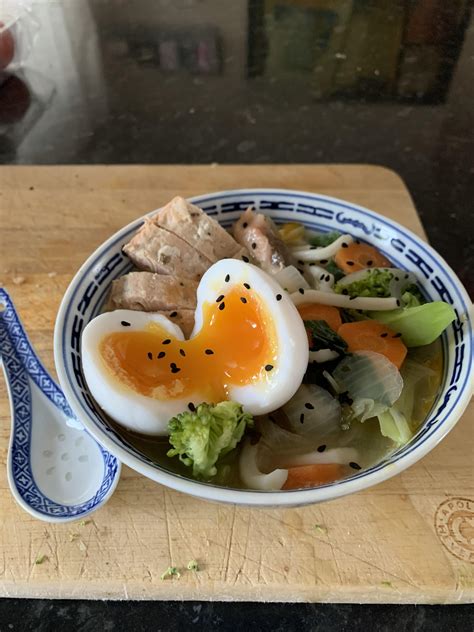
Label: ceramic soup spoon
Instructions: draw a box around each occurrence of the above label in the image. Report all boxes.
[0,288,120,522]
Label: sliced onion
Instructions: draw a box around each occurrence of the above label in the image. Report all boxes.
[308,349,340,363]
[273,265,310,293]
[305,264,335,292]
[290,234,354,262]
[332,351,403,420]
[283,384,341,440]
[290,289,399,311]
[239,440,288,491]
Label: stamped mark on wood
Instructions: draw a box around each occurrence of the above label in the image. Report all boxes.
[435,497,474,564]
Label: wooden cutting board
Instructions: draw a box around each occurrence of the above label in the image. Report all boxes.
[0,165,472,603]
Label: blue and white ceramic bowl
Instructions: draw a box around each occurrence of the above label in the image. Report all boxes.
[54,189,474,507]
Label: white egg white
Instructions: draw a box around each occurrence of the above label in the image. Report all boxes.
[82,260,309,435]
[81,310,208,434]
[194,259,309,415]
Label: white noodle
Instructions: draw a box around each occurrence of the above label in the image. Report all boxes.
[290,234,354,262]
[305,264,334,292]
[290,289,399,311]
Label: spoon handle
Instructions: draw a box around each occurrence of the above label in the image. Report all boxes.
[0,288,83,429]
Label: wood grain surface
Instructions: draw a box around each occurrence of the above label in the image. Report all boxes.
[0,165,472,603]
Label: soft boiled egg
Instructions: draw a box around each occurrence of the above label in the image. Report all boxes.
[81,259,309,434]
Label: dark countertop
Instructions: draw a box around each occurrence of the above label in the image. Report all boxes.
[1,0,473,628]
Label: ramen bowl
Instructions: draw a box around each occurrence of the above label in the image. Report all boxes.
[54,189,473,507]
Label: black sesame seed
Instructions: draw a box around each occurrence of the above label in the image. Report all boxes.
[169,311,178,318]
[170,363,181,374]
[317,444,326,453]
[342,289,349,295]
[392,332,402,338]
[320,274,325,280]
[251,242,257,250]
[304,402,314,410]
[162,339,171,345]
[349,462,361,470]
[265,364,273,371]
[298,288,305,295]
[326,275,331,282]
[179,348,186,357]
[355,239,361,245]
[157,351,166,359]
[219,302,225,311]
[242,255,250,263]
[346,261,354,266]
[396,299,401,306]
[309,263,316,267]
[404,274,409,279]
[225,274,230,283]
[243,222,248,228]
[342,242,348,248]
[121,320,131,327]
[147,352,153,360]
[394,276,399,282]
[216,294,224,303]
[366,260,373,266]
[276,294,282,301]
[243,282,251,289]
[310,246,316,250]
[298,260,305,266]
[299,413,305,424]
[240,296,247,304]
[205,349,214,355]
[380,332,388,338]
[320,259,328,264]
[349,295,357,300]
[188,402,196,412]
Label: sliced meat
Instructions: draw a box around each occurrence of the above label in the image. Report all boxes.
[232,207,293,274]
[123,218,211,280]
[107,271,198,312]
[153,196,243,262]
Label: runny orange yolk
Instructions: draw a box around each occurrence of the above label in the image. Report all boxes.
[99,286,277,402]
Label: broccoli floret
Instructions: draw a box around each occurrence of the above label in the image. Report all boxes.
[167,402,253,479]
[334,269,393,298]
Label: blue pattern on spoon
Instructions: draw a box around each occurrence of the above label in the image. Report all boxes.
[0,288,120,522]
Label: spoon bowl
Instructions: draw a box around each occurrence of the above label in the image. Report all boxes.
[0,289,120,522]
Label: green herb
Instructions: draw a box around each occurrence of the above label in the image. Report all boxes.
[167,401,254,479]
[324,259,345,281]
[305,320,348,354]
[381,581,393,588]
[79,519,91,527]
[187,560,199,571]
[160,566,181,580]
[35,554,47,565]
[309,231,341,248]
[313,524,328,535]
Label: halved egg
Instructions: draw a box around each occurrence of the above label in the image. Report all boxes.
[81,259,309,434]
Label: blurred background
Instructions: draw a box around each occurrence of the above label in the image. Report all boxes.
[0,0,473,295]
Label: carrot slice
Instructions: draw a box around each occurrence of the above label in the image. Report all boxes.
[282,463,345,490]
[297,303,342,333]
[338,320,407,369]
[334,241,391,274]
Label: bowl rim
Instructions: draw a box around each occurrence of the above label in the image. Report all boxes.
[54,187,473,506]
